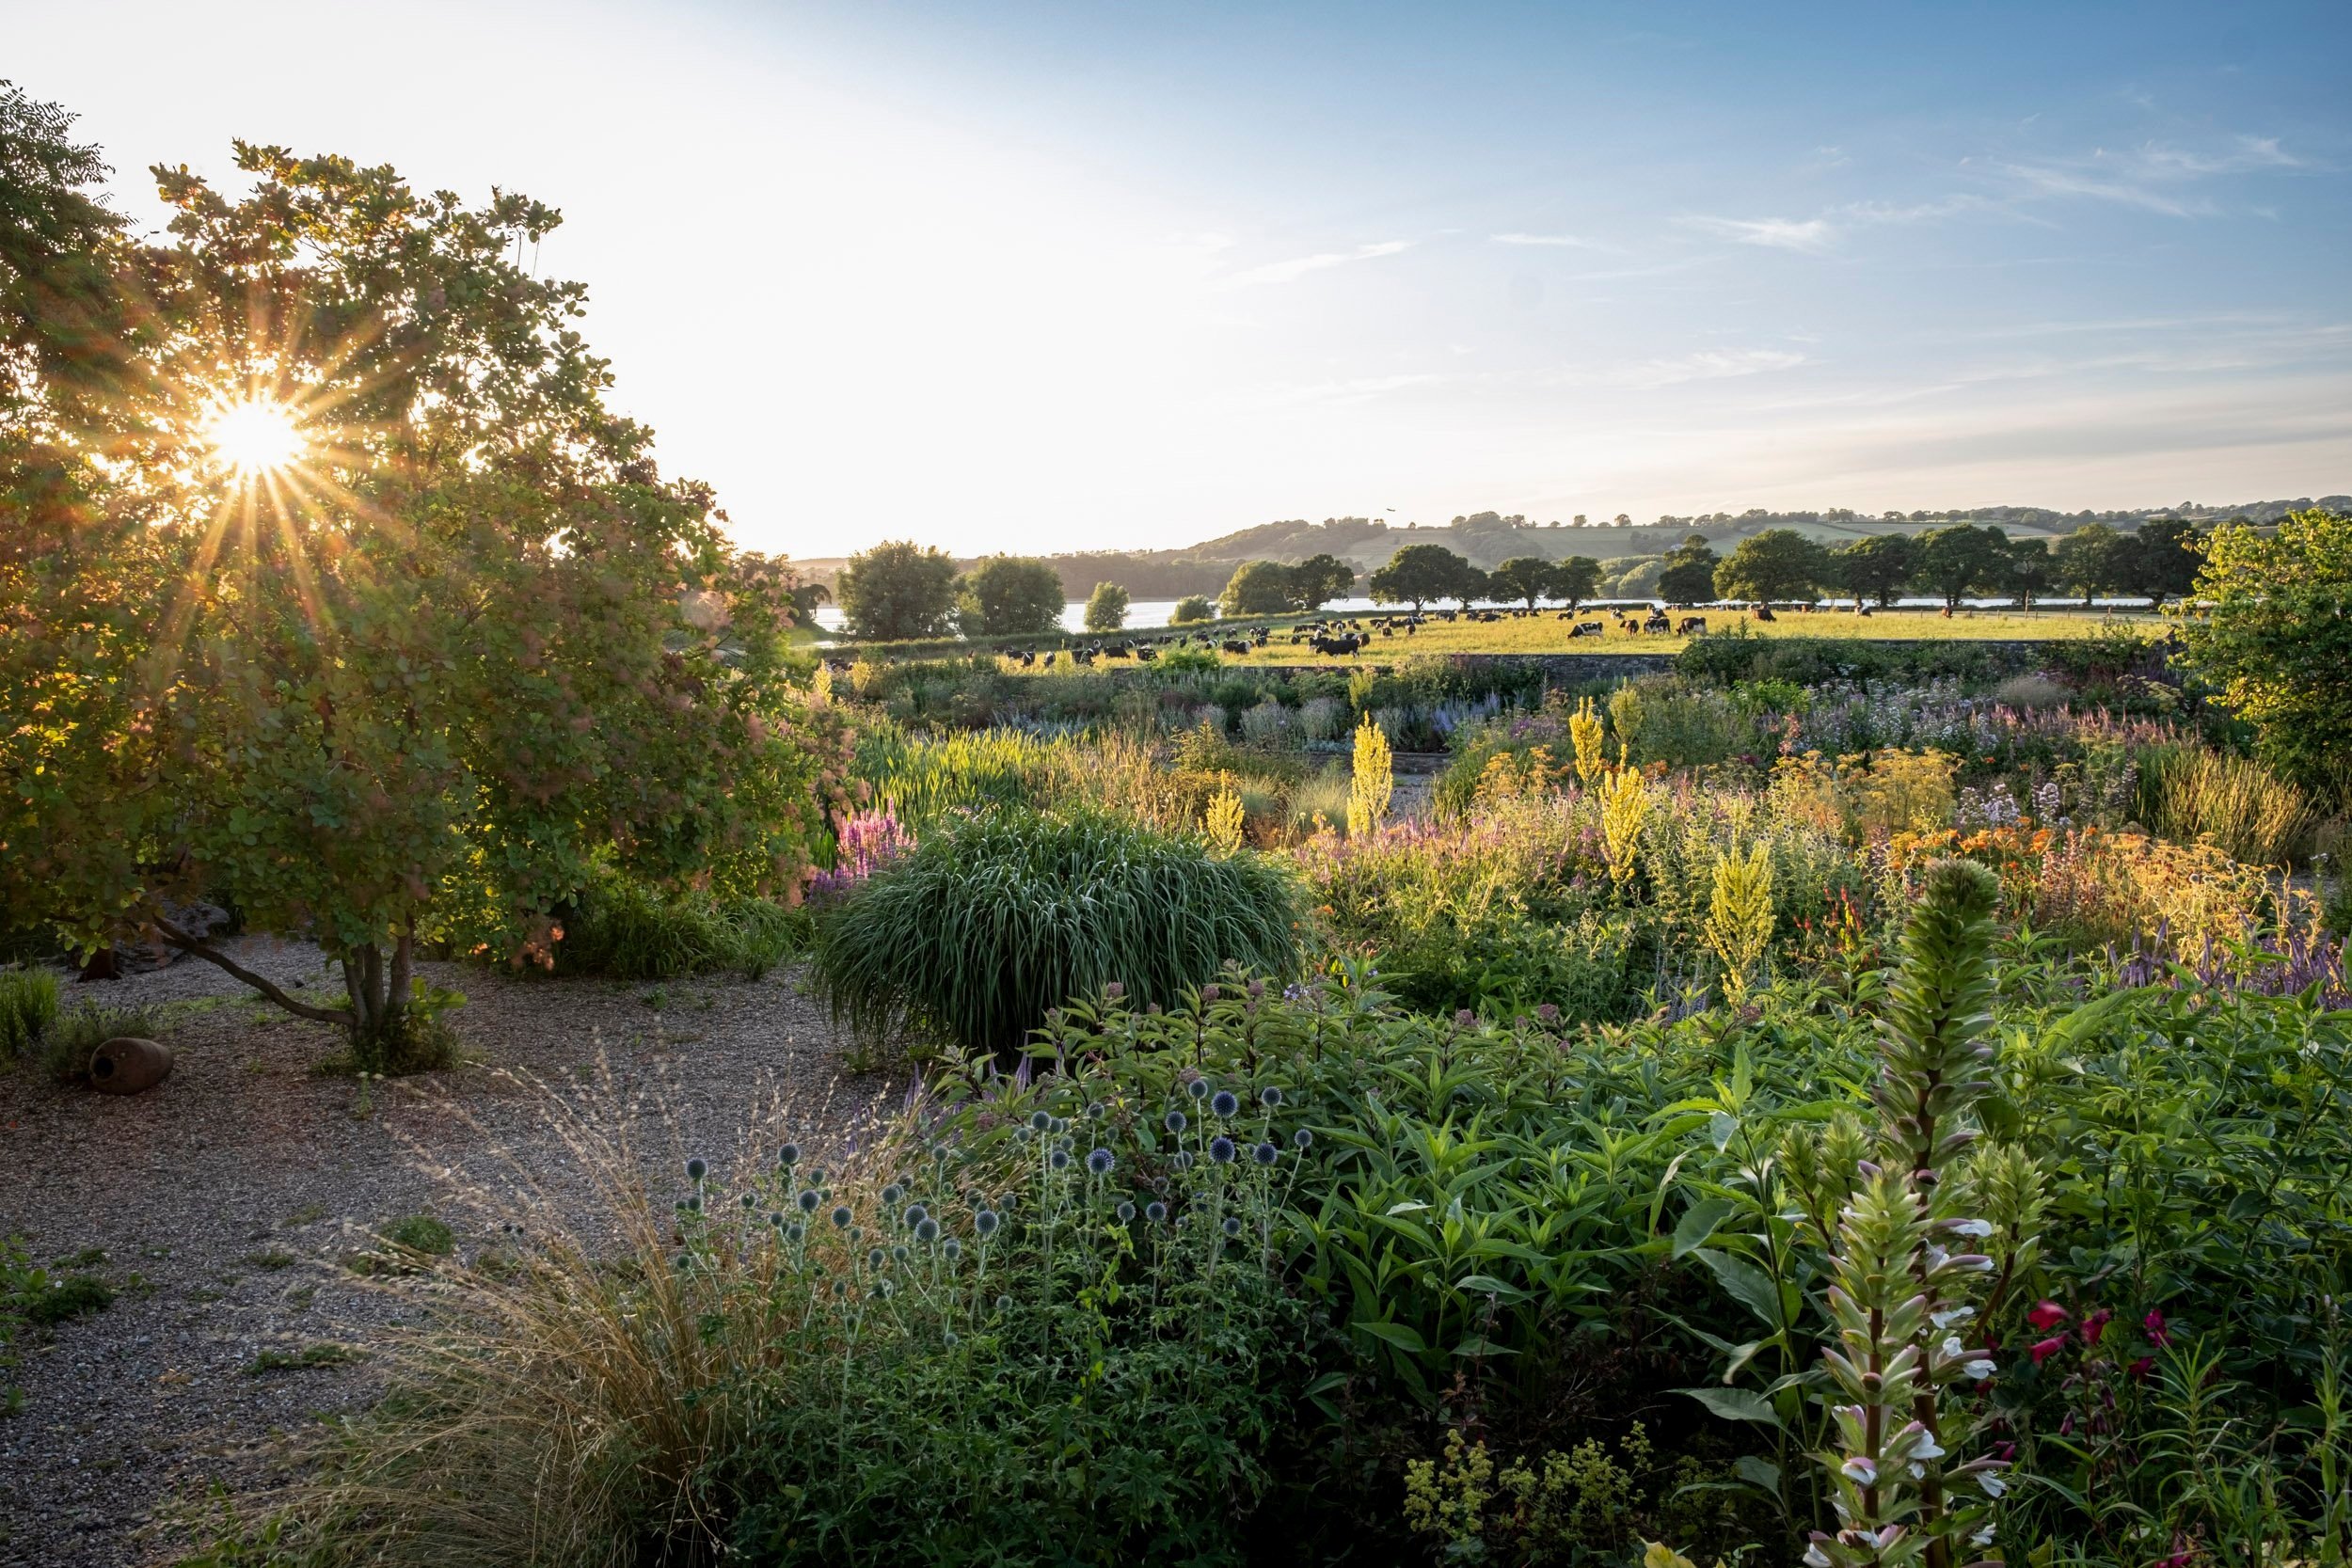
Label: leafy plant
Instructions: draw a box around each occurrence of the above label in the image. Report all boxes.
[0,966,59,1058]
[808,808,1302,1056]
[1349,713,1394,837]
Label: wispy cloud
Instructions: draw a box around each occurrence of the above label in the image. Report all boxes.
[1491,231,1600,248]
[1222,239,1412,288]
[1995,135,2306,217]
[1246,372,1448,408]
[1680,215,1836,252]
[1623,348,1809,388]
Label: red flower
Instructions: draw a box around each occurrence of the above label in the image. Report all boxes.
[2026,1300,2070,1330]
[2082,1307,2113,1346]
[2128,1356,2154,1380]
[2144,1309,2173,1347]
[2030,1335,2068,1365]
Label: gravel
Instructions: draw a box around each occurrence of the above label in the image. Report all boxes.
[0,937,892,1567]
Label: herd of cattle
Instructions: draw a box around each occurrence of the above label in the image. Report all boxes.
[818,600,1833,673]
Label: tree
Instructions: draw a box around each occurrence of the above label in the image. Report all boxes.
[1549,556,1602,610]
[2051,523,2127,608]
[1449,566,1491,610]
[1286,551,1357,611]
[1656,535,1721,604]
[836,540,959,641]
[2124,517,2203,606]
[1367,544,1476,613]
[1713,529,1828,604]
[1219,560,1294,617]
[0,127,854,1069]
[1914,524,2010,610]
[2005,536,2055,609]
[1168,594,1215,625]
[2180,510,2352,800]
[1487,556,1553,609]
[1084,580,1129,633]
[955,555,1064,638]
[1830,534,1915,608]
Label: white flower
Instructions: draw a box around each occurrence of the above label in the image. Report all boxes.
[1931,1306,1977,1328]
[1974,1527,1996,1546]
[1963,1357,1997,1380]
[1980,1473,2008,1498]
[1841,1457,1879,1485]
[1912,1432,1947,1461]
[1941,1335,1966,1359]
[1948,1218,1993,1237]
[1804,1547,1832,1568]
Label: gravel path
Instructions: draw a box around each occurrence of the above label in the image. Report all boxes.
[0,939,889,1567]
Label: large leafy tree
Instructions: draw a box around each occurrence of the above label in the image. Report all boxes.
[1913,523,2010,610]
[2005,536,2055,609]
[1548,555,1601,610]
[1655,534,1721,605]
[1285,551,1356,611]
[0,120,852,1066]
[955,555,1063,638]
[1367,544,1475,613]
[2122,516,2203,606]
[1219,560,1293,617]
[837,540,959,641]
[1712,529,1827,604]
[1829,534,1915,608]
[2179,509,2352,800]
[1083,580,1129,632]
[2051,522,2127,608]
[1486,556,1552,610]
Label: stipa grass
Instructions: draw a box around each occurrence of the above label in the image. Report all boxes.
[0,966,59,1059]
[2139,742,2323,867]
[808,807,1303,1057]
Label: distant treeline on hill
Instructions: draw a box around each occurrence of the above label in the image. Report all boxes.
[799,497,2345,594]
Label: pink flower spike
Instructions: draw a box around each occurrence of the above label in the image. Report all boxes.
[2082,1308,2112,1346]
[2144,1309,2173,1347]
[2128,1356,2154,1381]
[2029,1335,2068,1365]
[2026,1300,2070,1330]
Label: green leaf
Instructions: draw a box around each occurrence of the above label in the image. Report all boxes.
[1671,1198,1737,1258]
[1733,1455,1783,1495]
[1677,1386,1784,1428]
[1693,1247,1786,1329]
[1355,1319,1431,1355]
[1454,1274,1529,1300]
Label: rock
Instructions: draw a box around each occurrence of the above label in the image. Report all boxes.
[88,1037,173,1095]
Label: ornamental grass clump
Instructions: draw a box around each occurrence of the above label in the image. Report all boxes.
[807,807,1302,1057]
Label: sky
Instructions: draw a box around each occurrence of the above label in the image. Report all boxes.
[11,0,2351,559]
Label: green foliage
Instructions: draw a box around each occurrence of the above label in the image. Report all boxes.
[1830,534,1915,608]
[1914,522,2012,608]
[2180,508,2352,802]
[1221,558,1295,616]
[838,540,961,641]
[552,871,803,982]
[1169,593,1216,625]
[31,999,158,1085]
[4,1233,113,1412]
[808,808,1303,1055]
[952,554,1064,638]
[2137,742,2322,866]
[246,1343,362,1375]
[381,1215,454,1256]
[1550,555,1604,608]
[0,966,59,1057]
[1657,534,1721,605]
[1712,529,1829,604]
[1083,578,1131,633]
[1489,556,1556,609]
[1369,544,1480,611]
[0,133,853,1068]
[1160,643,1220,673]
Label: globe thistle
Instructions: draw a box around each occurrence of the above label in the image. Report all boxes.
[902,1202,928,1228]
[777,1142,801,1167]
[1015,1127,1033,1143]
[1222,1216,1243,1237]
[1252,1142,1279,1167]
[787,1222,806,1243]
[943,1328,959,1347]
[797,1189,820,1213]
[931,1146,951,1164]
[1293,1127,1314,1150]
[866,1246,886,1268]
[807,1167,827,1186]
[974,1209,1001,1239]
[1260,1085,1283,1108]
[1165,1109,1188,1134]
[1085,1101,1105,1120]
[832,1278,847,1297]
[882,1182,905,1206]
[914,1217,941,1243]
[995,1293,1014,1314]
[831,1205,852,1229]
[891,1243,910,1263]
[739,1192,757,1209]
[1049,1148,1071,1171]
[1210,1090,1240,1117]
[942,1237,962,1260]
[1117,1201,1136,1224]
[1087,1148,1116,1177]
[1145,1201,1168,1223]
[685,1157,708,1183]
[877,1277,896,1299]
[1208,1136,1236,1164]
[1187,1077,1211,1101]
[1029,1110,1052,1132]
[1172,1150,1194,1171]
[684,1193,703,1212]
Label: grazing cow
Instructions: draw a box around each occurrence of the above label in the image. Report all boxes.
[1643,613,1671,634]
[1752,604,1776,623]
[1676,615,1708,635]
[1940,606,1955,620]
[1221,640,1251,657]
[1135,646,1156,661]
[1855,605,1873,617]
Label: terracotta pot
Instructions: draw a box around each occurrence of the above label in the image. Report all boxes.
[88,1036,173,1095]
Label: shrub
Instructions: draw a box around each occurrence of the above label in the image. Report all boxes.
[0,966,59,1058]
[32,1000,157,1085]
[2138,742,2322,866]
[807,808,1302,1055]
[552,873,802,982]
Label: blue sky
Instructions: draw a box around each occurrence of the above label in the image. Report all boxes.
[14,0,2350,557]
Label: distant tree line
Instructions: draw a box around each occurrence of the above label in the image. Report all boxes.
[1697,520,2207,609]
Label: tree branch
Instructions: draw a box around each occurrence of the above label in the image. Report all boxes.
[153,920,354,1027]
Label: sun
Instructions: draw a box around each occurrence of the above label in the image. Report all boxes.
[201,396,307,479]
